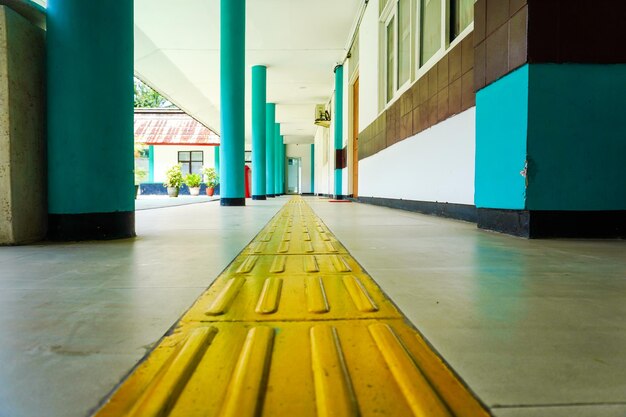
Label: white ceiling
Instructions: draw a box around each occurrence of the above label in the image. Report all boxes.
[133,0,363,144]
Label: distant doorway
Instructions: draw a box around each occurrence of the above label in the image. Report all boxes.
[287,157,301,194]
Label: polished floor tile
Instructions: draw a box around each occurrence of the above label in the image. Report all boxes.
[1,196,624,417]
[0,198,284,417]
[308,199,626,413]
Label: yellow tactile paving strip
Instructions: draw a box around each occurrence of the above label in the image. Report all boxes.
[94,197,490,417]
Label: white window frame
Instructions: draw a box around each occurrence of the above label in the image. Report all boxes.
[382,2,398,104]
[415,0,447,79]
[397,0,413,92]
[381,0,413,105]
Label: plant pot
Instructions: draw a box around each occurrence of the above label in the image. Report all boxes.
[189,187,200,196]
[167,187,179,197]
[206,187,215,196]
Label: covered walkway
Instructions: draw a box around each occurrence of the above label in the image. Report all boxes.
[1,197,625,417]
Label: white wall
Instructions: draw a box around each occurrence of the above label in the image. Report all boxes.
[286,143,312,193]
[359,108,476,205]
[313,125,331,195]
[358,0,380,130]
[152,145,216,182]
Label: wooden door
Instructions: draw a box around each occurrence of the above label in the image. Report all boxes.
[352,77,359,197]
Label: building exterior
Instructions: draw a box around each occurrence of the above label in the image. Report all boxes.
[134,109,220,193]
[0,1,625,417]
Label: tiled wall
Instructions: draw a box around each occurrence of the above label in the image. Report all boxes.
[474,0,626,92]
[359,34,475,160]
[527,0,626,64]
[474,0,528,91]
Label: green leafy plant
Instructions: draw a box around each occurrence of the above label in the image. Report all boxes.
[203,167,219,188]
[134,167,148,185]
[163,164,184,188]
[184,173,202,188]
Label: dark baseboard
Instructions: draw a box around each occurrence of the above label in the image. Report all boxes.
[357,196,477,223]
[301,193,314,196]
[252,195,267,200]
[48,211,135,241]
[477,209,530,237]
[221,198,245,207]
[266,194,275,198]
[478,209,626,238]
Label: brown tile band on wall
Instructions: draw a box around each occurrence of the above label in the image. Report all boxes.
[359,33,475,161]
[335,147,347,170]
[474,0,529,91]
[474,0,626,92]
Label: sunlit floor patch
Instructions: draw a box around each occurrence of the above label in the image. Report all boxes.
[93,196,490,417]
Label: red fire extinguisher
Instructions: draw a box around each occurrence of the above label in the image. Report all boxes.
[244,165,251,198]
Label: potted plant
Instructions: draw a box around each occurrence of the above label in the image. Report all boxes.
[203,167,219,196]
[134,167,147,199]
[184,173,202,196]
[164,164,183,197]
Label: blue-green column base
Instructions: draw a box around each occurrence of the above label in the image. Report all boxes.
[475,64,626,237]
[221,198,245,207]
[478,209,626,238]
[48,212,135,241]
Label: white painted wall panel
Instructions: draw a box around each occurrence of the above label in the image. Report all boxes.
[313,126,331,195]
[359,108,476,205]
[153,145,216,182]
[358,0,380,130]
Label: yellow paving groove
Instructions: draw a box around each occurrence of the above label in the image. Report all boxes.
[94,197,490,417]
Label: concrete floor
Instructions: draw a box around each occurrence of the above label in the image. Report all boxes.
[0,198,283,417]
[309,199,626,417]
[0,196,625,417]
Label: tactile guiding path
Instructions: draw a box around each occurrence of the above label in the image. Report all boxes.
[94,197,490,417]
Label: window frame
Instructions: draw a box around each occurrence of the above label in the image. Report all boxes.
[177,150,204,176]
[382,4,398,104]
[382,0,413,104]
[378,0,475,113]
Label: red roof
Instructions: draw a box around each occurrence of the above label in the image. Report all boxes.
[134,109,220,146]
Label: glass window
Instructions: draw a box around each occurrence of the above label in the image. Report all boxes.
[451,0,474,40]
[386,15,396,102]
[398,0,411,86]
[420,0,442,65]
[178,151,203,175]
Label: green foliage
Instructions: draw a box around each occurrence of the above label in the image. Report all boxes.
[184,173,202,188]
[134,167,148,185]
[203,167,219,188]
[164,164,184,188]
[134,78,171,108]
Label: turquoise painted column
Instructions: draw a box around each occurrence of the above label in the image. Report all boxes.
[274,124,281,195]
[148,145,155,183]
[47,0,134,240]
[219,0,245,206]
[214,145,221,195]
[279,136,285,194]
[310,144,315,194]
[251,65,267,200]
[282,140,286,194]
[334,65,344,199]
[266,103,276,197]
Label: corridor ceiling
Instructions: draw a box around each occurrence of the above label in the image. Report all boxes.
[34,0,362,144]
[134,0,362,145]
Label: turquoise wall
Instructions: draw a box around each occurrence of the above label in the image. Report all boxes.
[47,0,134,214]
[475,65,529,209]
[527,64,626,210]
